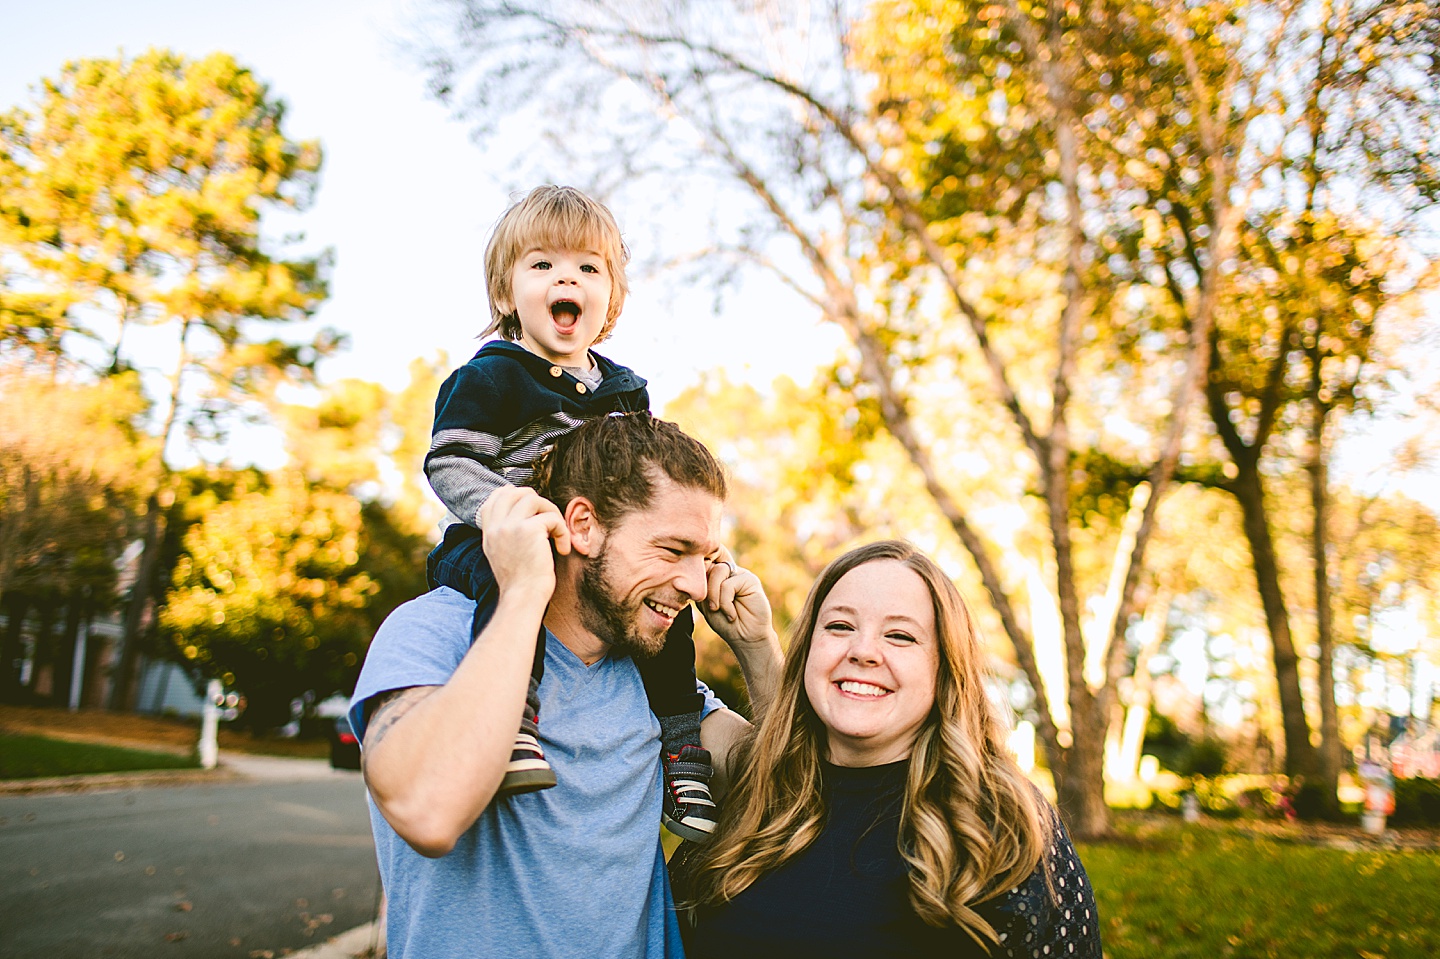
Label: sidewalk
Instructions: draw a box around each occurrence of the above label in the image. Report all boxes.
[0,750,358,795]
[288,920,384,959]
[290,887,385,958]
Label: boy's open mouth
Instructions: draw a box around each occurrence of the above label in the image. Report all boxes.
[550,300,581,326]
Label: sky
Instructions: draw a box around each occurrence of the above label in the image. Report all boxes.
[1,0,840,468]
[3,0,1435,510]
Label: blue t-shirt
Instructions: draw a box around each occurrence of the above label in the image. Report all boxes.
[349,587,725,958]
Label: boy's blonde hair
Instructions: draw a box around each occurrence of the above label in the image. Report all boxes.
[483,185,630,343]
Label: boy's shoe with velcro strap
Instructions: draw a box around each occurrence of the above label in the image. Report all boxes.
[498,678,557,796]
[661,744,718,842]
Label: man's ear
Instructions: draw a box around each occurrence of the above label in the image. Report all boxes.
[564,497,604,556]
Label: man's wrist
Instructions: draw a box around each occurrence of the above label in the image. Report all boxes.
[729,630,782,665]
[493,580,554,615]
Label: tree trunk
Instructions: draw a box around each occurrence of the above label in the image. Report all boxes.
[112,319,191,712]
[1308,379,1342,813]
[1228,463,1318,777]
[1,593,30,702]
[110,491,166,711]
[1053,688,1111,839]
[27,601,57,700]
[52,593,84,710]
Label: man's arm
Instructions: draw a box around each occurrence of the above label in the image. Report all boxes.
[361,487,567,858]
[698,557,784,792]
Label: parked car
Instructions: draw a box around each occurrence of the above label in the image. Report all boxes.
[329,713,362,770]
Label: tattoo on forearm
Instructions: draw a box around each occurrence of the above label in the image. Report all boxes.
[364,686,437,753]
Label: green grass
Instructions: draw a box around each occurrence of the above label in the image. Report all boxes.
[1080,819,1440,958]
[0,732,200,779]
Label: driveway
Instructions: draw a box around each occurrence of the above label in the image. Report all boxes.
[0,758,380,958]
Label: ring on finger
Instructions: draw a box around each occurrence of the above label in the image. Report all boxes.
[722,561,738,578]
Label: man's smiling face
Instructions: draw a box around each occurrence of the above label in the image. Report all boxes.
[576,476,723,657]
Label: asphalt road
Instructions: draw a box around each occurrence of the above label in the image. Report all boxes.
[0,762,381,959]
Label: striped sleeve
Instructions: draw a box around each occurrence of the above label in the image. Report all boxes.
[427,411,589,528]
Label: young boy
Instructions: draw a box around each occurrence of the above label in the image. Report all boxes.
[423,185,717,842]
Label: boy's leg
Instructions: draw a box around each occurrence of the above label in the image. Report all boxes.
[434,529,556,796]
[636,608,717,842]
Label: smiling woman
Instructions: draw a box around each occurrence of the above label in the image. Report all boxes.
[673,541,1104,958]
[802,559,939,767]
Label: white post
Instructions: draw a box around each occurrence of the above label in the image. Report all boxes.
[199,678,222,769]
[69,626,88,712]
[1182,792,1201,823]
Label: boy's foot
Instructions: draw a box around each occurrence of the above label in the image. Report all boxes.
[498,681,556,796]
[661,744,718,842]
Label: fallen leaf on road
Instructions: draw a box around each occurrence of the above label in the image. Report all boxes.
[295,898,308,908]
[163,931,188,942]
[174,901,192,912]
[114,852,125,861]
[248,950,274,958]
[145,866,157,876]
[229,938,242,947]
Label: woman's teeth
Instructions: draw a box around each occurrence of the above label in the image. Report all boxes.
[838,681,889,697]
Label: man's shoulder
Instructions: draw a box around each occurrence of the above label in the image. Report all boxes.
[376,586,474,638]
[349,588,474,739]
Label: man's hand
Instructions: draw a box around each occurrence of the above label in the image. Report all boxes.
[480,486,569,604]
[700,550,775,649]
[698,549,784,770]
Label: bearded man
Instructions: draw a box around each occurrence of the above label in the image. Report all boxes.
[349,413,783,958]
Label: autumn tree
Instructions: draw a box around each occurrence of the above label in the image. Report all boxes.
[0,361,154,703]
[1154,0,1440,802]
[412,0,1324,836]
[159,369,435,730]
[163,477,370,730]
[282,355,449,538]
[0,50,336,708]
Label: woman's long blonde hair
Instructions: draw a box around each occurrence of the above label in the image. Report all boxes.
[677,541,1051,947]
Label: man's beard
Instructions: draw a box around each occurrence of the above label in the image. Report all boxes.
[577,543,669,659]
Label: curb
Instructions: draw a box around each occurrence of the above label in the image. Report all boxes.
[288,921,383,958]
[0,766,241,796]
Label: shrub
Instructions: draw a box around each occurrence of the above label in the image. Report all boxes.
[1142,712,1190,772]
[1180,738,1229,778]
[1291,781,1334,821]
[1391,777,1440,827]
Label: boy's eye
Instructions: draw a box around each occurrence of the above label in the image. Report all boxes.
[532,260,551,270]
[581,263,601,274]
